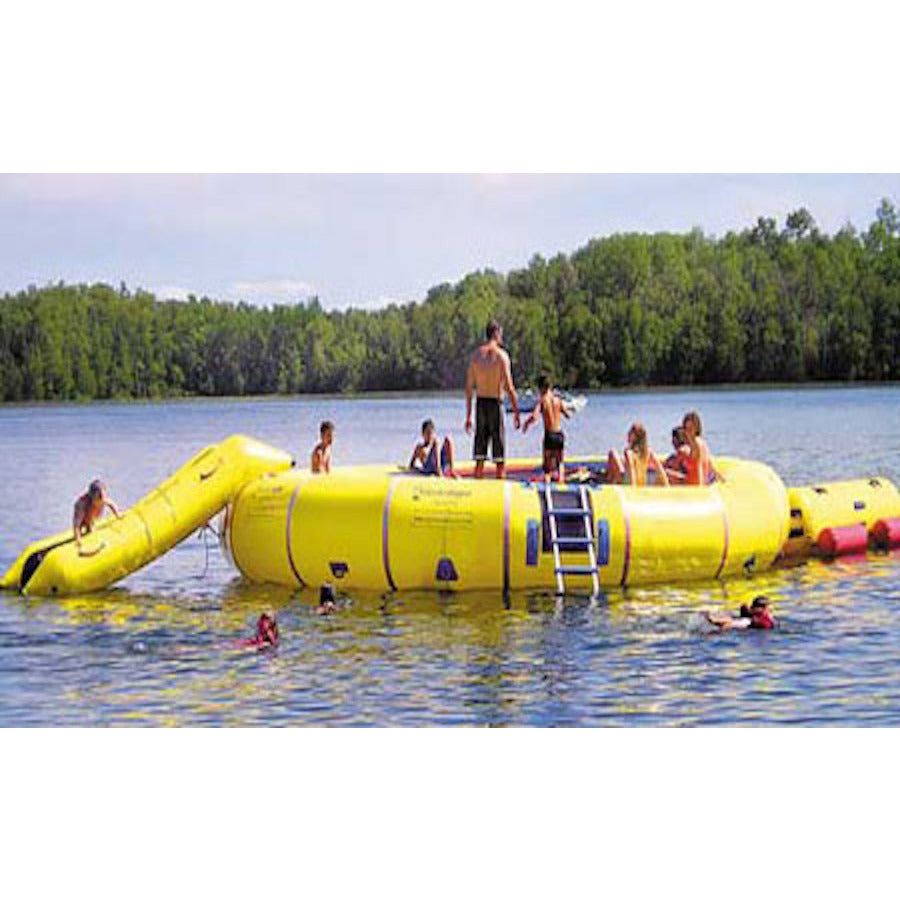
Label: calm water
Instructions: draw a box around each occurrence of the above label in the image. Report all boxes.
[1,386,898,726]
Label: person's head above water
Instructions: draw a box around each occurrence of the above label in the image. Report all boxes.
[749,596,775,628]
[537,372,551,394]
[485,320,502,344]
[421,419,436,440]
[87,480,107,503]
[255,613,278,645]
[320,420,334,444]
[683,410,703,437]
[672,426,687,450]
[318,584,338,615]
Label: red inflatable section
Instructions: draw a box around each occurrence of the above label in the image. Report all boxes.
[817,523,869,558]
[871,517,900,549]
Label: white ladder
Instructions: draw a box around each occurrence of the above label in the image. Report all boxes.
[545,483,600,599]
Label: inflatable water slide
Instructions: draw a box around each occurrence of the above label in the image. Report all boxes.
[0,435,293,596]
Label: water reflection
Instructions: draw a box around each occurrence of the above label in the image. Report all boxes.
[2,551,897,726]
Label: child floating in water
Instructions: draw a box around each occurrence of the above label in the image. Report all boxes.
[607,423,670,487]
[73,479,121,554]
[705,596,776,630]
[409,419,457,478]
[235,613,279,649]
[311,420,334,474]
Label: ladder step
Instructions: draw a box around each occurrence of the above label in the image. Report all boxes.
[555,565,599,576]
[547,508,590,518]
[552,536,593,548]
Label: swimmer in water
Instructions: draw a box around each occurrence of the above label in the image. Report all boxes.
[236,613,279,649]
[705,596,776,630]
[73,479,121,554]
[317,584,338,615]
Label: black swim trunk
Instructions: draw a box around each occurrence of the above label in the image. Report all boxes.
[474,397,505,462]
[543,430,565,472]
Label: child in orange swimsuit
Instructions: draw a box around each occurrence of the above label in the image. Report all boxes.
[681,410,724,485]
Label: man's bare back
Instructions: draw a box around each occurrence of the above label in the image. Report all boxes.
[468,342,511,400]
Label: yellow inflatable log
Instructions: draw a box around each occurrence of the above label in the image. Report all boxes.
[224,456,790,593]
[1,434,293,596]
[784,477,900,555]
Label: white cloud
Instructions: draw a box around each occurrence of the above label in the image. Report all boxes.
[339,295,405,311]
[153,284,195,301]
[226,279,317,305]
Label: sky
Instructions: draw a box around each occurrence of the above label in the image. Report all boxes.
[1,174,898,310]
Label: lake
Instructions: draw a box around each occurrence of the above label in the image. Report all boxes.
[1,385,898,725]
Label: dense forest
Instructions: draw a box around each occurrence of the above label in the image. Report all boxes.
[1,201,898,402]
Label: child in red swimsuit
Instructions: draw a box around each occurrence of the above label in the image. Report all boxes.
[706,596,776,630]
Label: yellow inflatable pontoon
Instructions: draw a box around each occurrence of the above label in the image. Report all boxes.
[223,456,791,594]
[784,477,900,555]
[1,434,293,596]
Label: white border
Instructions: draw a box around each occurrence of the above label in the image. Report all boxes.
[2,3,898,171]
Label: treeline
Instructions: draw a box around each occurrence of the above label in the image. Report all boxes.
[1,201,898,402]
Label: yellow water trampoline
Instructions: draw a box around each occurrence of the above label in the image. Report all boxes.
[3,437,898,597]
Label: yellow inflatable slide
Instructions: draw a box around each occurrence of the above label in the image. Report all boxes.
[0,434,293,596]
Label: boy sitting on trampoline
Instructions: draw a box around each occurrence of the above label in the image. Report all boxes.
[409,419,457,478]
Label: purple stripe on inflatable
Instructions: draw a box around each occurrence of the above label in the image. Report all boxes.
[620,492,632,587]
[382,479,398,591]
[715,494,730,580]
[285,482,304,587]
[503,482,511,595]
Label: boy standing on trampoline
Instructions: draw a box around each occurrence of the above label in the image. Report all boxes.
[522,373,570,483]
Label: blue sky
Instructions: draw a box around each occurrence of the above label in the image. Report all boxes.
[1,174,897,310]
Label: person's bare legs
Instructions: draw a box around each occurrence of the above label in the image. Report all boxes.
[557,459,565,484]
[495,461,505,480]
[442,437,458,478]
[474,459,485,479]
[607,450,624,484]
[541,449,553,484]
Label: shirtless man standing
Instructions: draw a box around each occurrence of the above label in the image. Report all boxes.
[465,321,520,479]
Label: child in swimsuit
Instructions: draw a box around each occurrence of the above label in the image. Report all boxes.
[705,596,776,630]
[664,426,690,485]
[607,423,670,487]
[311,420,334,474]
[682,410,724,485]
[234,613,279,648]
[72,479,121,553]
[409,419,457,478]
[522,373,570,483]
